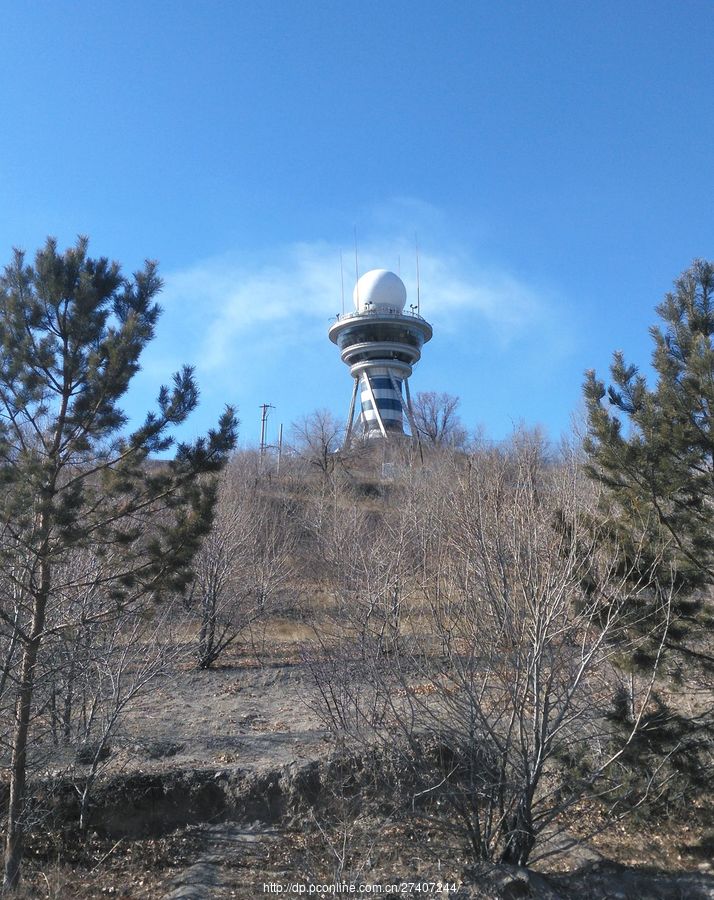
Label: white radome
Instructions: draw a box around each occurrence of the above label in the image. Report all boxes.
[353,269,407,313]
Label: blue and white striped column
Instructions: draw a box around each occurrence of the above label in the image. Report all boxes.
[359,368,404,436]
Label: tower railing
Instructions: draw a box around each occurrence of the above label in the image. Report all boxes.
[330,307,429,325]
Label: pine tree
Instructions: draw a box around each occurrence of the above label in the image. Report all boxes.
[583,259,714,626]
[0,237,237,890]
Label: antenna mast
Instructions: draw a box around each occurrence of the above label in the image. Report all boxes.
[415,234,421,316]
[354,226,360,307]
[340,250,345,316]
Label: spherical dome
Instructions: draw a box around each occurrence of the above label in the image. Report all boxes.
[353,269,406,314]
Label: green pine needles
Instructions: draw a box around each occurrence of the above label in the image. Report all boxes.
[584,259,714,601]
[0,237,237,891]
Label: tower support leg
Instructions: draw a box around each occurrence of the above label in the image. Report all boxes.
[389,372,419,438]
[344,377,359,448]
[361,372,388,439]
[403,377,424,462]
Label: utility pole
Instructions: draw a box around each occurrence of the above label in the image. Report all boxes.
[259,403,275,457]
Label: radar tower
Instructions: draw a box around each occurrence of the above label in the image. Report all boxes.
[328,269,433,444]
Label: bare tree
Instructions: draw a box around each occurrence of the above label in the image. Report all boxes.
[411,391,467,448]
[307,437,672,867]
[40,551,106,748]
[68,603,179,833]
[291,409,344,478]
[189,466,250,669]
[0,545,188,851]
[188,456,298,668]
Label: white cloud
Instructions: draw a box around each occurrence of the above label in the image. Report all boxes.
[158,228,551,374]
[129,201,577,444]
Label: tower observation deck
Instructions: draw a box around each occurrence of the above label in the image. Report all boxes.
[328,269,432,443]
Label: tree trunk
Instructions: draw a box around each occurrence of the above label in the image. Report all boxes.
[500,797,536,866]
[0,608,20,705]
[3,577,48,892]
[63,629,83,744]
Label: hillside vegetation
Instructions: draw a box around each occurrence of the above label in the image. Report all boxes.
[1,438,712,897]
[0,246,712,898]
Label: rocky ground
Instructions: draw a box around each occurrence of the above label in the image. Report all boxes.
[119,653,330,776]
[16,641,714,899]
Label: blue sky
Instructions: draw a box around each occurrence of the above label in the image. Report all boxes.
[1,1,712,447]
